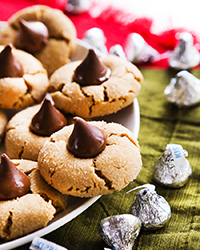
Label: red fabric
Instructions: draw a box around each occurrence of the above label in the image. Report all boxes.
[0,1,199,69]
[67,6,199,69]
[0,0,66,19]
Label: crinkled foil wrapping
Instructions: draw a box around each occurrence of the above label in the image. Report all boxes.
[164,70,200,107]
[130,184,171,230]
[98,214,141,250]
[125,33,158,64]
[65,0,91,14]
[169,32,200,69]
[154,144,192,188]
[82,28,108,54]
[109,44,127,59]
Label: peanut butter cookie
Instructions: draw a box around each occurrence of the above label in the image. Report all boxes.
[5,99,69,161]
[0,155,58,241]
[38,118,142,197]
[0,44,49,109]
[0,5,77,76]
[49,50,143,118]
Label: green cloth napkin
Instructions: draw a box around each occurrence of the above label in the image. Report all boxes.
[17,69,200,250]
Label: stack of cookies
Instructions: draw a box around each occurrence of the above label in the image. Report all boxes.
[0,5,143,242]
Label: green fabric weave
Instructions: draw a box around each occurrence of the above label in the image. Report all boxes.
[17,69,200,250]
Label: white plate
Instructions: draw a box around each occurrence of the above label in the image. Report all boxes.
[0,30,140,249]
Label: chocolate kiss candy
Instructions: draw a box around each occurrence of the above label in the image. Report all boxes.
[109,44,127,59]
[98,214,141,250]
[30,98,67,136]
[65,0,91,14]
[14,19,49,53]
[82,28,108,54]
[72,49,111,86]
[0,153,30,200]
[128,184,171,230]
[125,33,159,64]
[169,32,200,69]
[0,44,24,78]
[67,116,107,158]
[154,144,192,188]
[164,70,200,107]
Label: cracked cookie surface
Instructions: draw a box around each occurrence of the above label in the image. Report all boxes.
[0,5,77,76]
[5,105,50,161]
[0,158,69,241]
[5,103,70,161]
[38,121,142,197]
[12,159,68,213]
[49,55,143,118]
[0,45,49,109]
[0,194,55,241]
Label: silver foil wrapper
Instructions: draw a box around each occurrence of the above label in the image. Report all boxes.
[154,144,192,188]
[82,27,108,54]
[129,184,171,230]
[65,0,91,14]
[125,33,159,64]
[109,44,127,59]
[169,32,200,69]
[99,214,141,250]
[164,70,200,107]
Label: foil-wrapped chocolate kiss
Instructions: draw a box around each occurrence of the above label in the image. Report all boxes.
[169,32,200,69]
[109,44,127,59]
[154,144,192,188]
[127,184,171,230]
[98,214,141,250]
[65,0,91,14]
[124,33,159,64]
[164,70,200,107]
[82,27,108,54]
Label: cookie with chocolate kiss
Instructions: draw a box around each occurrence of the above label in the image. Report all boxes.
[38,119,142,197]
[5,99,69,160]
[0,5,77,76]
[0,44,49,109]
[0,158,63,241]
[49,49,143,118]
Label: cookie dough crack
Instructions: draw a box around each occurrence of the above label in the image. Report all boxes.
[87,86,110,116]
[93,159,113,190]
[89,96,95,116]
[24,71,46,76]
[109,132,138,147]
[19,142,26,158]
[125,67,142,83]
[103,86,109,102]
[3,211,12,238]
[50,82,65,93]
[67,185,92,193]
[80,88,95,116]
[50,35,70,44]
